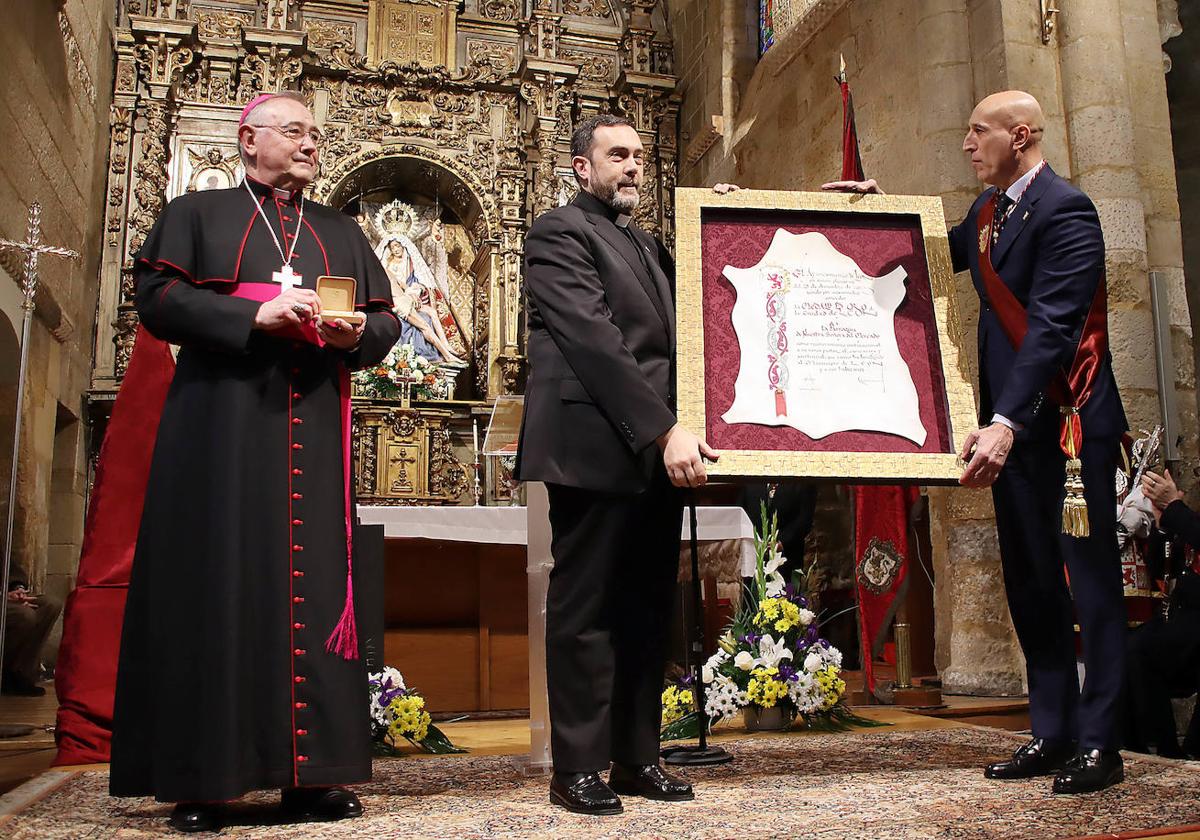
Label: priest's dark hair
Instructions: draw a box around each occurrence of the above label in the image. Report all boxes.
[570,114,635,183]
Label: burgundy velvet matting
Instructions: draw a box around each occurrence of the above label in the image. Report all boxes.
[699,207,952,454]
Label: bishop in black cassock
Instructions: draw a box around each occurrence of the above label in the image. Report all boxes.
[109,93,400,829]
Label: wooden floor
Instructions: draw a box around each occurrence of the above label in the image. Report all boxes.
[0,683,58,796]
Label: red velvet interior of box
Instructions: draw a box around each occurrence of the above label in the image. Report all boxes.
[698,207,955,454]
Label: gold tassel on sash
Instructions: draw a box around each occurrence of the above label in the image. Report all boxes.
[1060,407,1089,538]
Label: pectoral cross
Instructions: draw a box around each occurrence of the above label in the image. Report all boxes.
[272,264,302,290]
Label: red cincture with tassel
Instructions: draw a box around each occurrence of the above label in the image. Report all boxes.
[976,187,1108,537]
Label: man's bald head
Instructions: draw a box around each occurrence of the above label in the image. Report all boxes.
[963,90,1047,188]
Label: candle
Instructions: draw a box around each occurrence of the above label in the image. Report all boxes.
[472,419,480,460]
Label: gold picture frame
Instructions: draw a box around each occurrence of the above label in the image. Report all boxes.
[674,188,978,483]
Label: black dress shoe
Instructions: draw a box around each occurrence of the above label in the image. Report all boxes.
[0,673,45,697]
[549,772,623,815]
[609,763,694,801]
[1052,749,1124,794]
[280,786,364,821]
[168,803,221,833]
[984,737,1075,779]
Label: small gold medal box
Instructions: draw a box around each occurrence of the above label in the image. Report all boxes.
[316,275,365,325]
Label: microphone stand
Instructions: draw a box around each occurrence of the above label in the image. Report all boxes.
[661,489,732,766]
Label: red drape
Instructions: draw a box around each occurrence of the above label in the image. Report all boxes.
[53,327,174,766]
[853,485,920,693]
[839,72,918,693]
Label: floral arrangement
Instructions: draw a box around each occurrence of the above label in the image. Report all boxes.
[353,344,449,401]
[369,667,465,755]
[661,683,696,726]
[662,509,880,740]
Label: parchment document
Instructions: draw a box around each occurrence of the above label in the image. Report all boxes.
[720,229,927,445]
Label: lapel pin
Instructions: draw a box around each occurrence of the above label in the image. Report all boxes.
[1022,210,1030,220]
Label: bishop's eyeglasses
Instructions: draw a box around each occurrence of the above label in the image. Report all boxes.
[248,123,325,146]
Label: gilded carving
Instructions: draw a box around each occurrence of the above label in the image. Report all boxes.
[466,39,517,74]
[305,19,356,48]
[480,0,518,21]
[563,0,615,19]
[195,10,252,40]
[113,307,139,378]
[560,49,615,83]
[127,101,173,262]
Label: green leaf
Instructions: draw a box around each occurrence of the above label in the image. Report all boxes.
[659,710,714,742]
[413,724,468,754]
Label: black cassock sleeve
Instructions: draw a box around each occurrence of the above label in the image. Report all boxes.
[341,214,401,370]
[134,195,261,354]
[1161,500,1200,551]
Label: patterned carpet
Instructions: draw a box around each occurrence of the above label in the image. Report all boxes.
[3,727,1200,839]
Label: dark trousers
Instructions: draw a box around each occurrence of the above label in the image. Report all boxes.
[1123,609,1200,756]
[545,467,683,773]
[991,437,1126,750]
[3,594,63,684]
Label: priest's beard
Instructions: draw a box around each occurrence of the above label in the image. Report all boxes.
[592,177,641,213]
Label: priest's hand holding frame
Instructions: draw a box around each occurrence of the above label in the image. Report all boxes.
[657,422,721,488]
[253,287,323,329]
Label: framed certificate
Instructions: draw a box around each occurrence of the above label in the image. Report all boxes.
[674,188,978,483]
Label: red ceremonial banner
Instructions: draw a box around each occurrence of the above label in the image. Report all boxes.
[854,485,920,693]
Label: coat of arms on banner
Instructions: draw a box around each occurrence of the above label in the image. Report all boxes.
[857,537,902,595]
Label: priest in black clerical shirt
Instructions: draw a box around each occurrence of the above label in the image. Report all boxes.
[516,114,727,815]
[109,92,400,832]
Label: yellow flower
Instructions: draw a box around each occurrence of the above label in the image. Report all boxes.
[746,666,788,708]
[388,694,431,742]
[661,686,696,725]
[773,600,802,634]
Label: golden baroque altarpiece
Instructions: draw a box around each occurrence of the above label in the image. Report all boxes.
[92,0,680,505]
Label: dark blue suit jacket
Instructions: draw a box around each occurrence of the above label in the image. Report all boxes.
[948,165,1126,443]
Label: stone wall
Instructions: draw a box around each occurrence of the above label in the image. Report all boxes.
[0,0,115,661]
[669,0,1197,694]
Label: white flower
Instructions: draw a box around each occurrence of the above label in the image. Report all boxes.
[702,665,715,684]
[754,634,794,669]
[763,548,787,598]
[734,651,755,671]
[804,652,823,673]
[798,608,815,626]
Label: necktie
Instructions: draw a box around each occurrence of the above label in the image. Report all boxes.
[992,192,1015,244]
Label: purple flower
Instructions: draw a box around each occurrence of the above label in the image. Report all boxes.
[779,663,797,681]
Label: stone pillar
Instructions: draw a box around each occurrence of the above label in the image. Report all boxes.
[1058,0,1158,432]
[1118,0,1198,474]
[918,0,1026,695]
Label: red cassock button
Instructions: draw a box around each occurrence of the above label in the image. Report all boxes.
[292,418,303,425]
[293,469,303,476]
[294,648,306,656]
[293,392,302,400]
[292,519,303,526]
[293,570,304,577]
[292,443,303,450]
[293,622,305,630]
[295,702,308,709]
[294,676,306,684]
[292,545,304,552]
[292,493,303,500]
[297,755,309,763]
[293,596,305,603]
[296,728,308,736]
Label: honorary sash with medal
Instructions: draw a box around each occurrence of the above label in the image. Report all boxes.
[976,167,1111,537]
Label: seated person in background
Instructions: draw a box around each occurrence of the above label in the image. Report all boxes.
[1124,469,1200,757]
[3,566,63,697]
